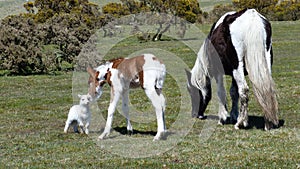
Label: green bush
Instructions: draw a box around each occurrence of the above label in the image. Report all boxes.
[0,0,107,75]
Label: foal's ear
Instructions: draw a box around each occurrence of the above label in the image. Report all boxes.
[87,67,96,76]
[95,71,100,81]
[78,94,82,98]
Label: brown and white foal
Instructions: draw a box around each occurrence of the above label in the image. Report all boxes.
[87,54,167,141]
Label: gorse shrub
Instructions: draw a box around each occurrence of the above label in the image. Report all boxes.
[0,0,107,75]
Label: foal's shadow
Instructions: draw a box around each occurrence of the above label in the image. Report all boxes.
[113,127,173,140]
[114,126,156,136]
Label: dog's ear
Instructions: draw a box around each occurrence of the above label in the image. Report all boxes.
[78,94,82,98]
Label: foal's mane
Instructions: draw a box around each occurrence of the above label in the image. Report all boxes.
[109,57,125,68]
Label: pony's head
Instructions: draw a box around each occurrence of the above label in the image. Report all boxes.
[185,69,211,119]
[87,64,111,100]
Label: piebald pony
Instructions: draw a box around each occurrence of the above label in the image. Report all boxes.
[187,9,279,130]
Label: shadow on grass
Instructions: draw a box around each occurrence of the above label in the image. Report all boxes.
[246,116,285,130]
[113,127,174,140]
[114,126,156,136]
[200,115,284,130]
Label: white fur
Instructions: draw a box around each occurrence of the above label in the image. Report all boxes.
[190,9,278,129]
[92,54,167,141]
[64,94,92,134]
[191,42,209,98]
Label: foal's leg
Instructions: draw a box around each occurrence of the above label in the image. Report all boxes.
[233,63,249,129]
[145,88,166,141]
[230,78,239,124]
[122,89,133,134]
[99,88,121,139]
[216,75,228,124]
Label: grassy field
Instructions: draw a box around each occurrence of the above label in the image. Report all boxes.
[0,20,299,168]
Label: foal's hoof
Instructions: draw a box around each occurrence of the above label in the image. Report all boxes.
[127,130,133,135]
[98,132,108,140]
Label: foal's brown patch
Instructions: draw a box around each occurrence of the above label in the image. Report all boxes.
[87,67,100,96]
[110,55,146,88]
[110,58,125,69]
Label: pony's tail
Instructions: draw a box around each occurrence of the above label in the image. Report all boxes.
[244,12,279,128]
[191,40,210,97]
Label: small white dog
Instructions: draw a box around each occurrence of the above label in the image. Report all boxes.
[64,94,92,134]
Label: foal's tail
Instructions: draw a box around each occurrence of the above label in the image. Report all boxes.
[244,14,279,128]
[190,39,210,98]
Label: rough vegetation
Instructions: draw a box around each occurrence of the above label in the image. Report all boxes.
[0,0,108,75]
[0,0,300,75]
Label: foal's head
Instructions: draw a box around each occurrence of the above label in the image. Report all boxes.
[87,65,109,100]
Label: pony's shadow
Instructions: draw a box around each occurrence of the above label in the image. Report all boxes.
[246,116,284,130]
[204,115,284,130]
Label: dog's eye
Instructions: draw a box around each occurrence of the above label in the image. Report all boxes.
[96,78,100,81]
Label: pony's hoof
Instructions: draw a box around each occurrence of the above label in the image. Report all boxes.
[234,124,240,130]
[243,121,248,128]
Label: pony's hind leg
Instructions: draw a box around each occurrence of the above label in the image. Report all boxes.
[230,78,239,124]
[122,89,133,134]
[145,87,166,141]
[233,63,249,129]
[216,75,228,125]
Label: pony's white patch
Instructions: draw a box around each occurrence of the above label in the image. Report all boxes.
[64,94,92,134]
[214,11,236,30]
[189,9,278,129]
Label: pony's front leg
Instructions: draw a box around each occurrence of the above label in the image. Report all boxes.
[99,88,121,140]
[233,63,249,129]
[122,89,133,134]
[230,78,239,124]
[216,75,228,124]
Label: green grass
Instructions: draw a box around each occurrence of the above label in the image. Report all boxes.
[1,21,299,168]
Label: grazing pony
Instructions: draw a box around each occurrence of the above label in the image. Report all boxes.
[87,54,167,140]
[187,9,279,130]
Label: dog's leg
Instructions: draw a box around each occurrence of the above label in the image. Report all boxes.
[64,120,71,133]
[230,78,239,124]
[122,89,133,134]
[216,75,228,125]
[78,120,85,134]
[85,120,90,135]
[99,88,121,140]
[145,88,166,141]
